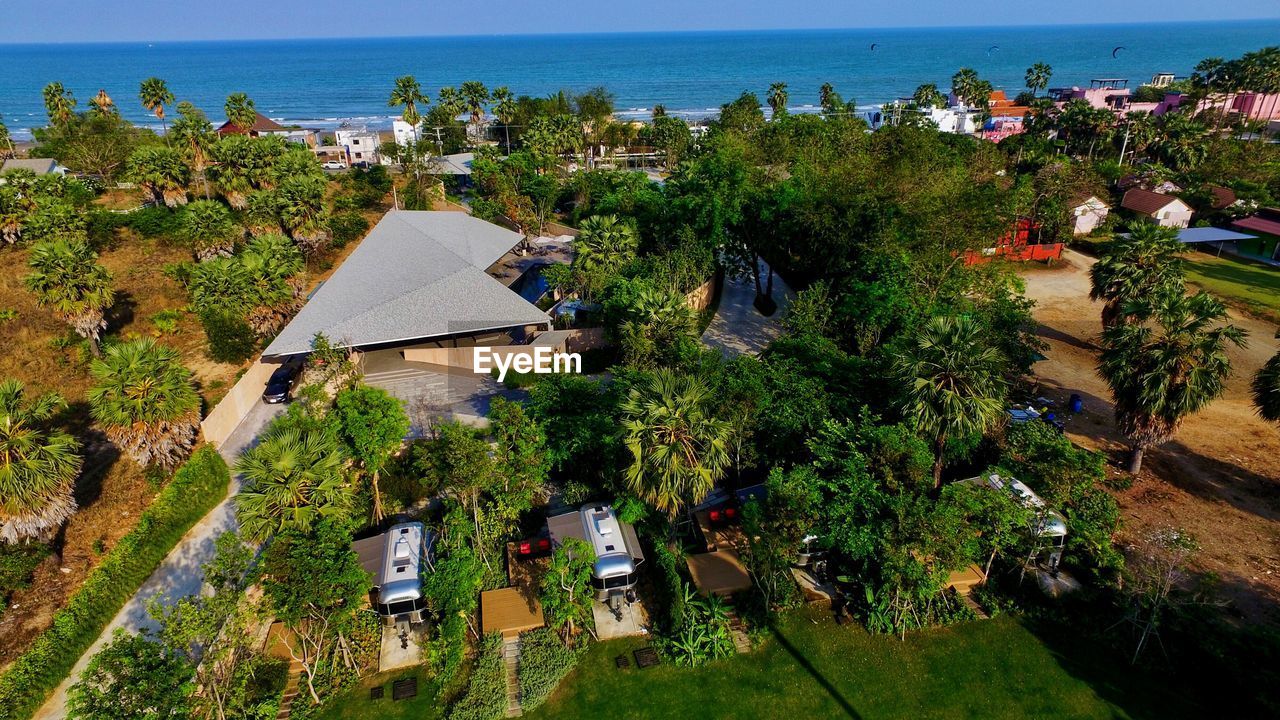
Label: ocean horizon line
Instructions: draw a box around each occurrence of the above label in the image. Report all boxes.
[2,17,1277,49]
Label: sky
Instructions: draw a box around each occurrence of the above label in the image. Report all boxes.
[2,0,1279,44]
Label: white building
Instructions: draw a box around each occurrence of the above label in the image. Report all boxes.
[334,128,382,166]
[392,119,427,147]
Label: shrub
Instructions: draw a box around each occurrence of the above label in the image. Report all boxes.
[445,633,506,720]
[200,309,258,363]
[0,543,51,616]
[0,446,230,720]
[516,629,586,712]
[150,309,182,335]
[122,205,184,239]
[327,212,369,247]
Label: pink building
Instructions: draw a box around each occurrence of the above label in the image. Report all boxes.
[1049,79,1184,116]
[1196,92,1280,122]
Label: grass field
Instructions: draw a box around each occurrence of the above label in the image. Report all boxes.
[1182,250,1280,324]
[523,607,1205,720]
[313,668,442,720]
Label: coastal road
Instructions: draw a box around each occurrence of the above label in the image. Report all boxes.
[701,261,794,357]
[32,401,283,720]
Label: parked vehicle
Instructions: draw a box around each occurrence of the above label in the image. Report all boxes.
[513,535,552,560]
[969,473,1068,573]
[321,160,346,170]
[548,504,645,606]
[261,358,303,404]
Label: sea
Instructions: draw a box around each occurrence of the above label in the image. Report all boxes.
[2,21,1278,139]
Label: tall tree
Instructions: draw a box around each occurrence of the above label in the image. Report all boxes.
[25,238,115,357]
[139,77,176,138]
[42,82,76,126]
[67,630,194,720]
[0,380,81,544]
[912,83,946,109]
[88,89,117,118]
[1255,332,1280,423]
[1099,291,1246,473]
[234,422,352,543]
[332,384,409,523]
[893,315,1008,488]
[573,214,638,280]
[541,537,596,644]
[388,75,427,143]
[767,82,789,117]
[88,339,201,471]
[169,101,215,198]
[459,80,491,141]
[1089,222,1186,328]
[492,86,517,154]
[1024,62,1053,97]
[621,370,731,517]
[223,92,257,132]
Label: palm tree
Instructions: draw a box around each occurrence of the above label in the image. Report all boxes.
[1099,292,1246,474]
[912,83,946,110]
[234,424,352,543]
[275,175,328,257]
[767,82,789,118]
[88,339,201,471]
[1024,63,1053,97]
[181,199,241,260]
[170,102,215,198]
[42,82,76,126]
[388,75,427,143]
[25,238,115,357]
[224,92,258,133]
[437,86,466,121]
[139,77,175,138]
[574,214,638,278]
[621,370,731,517]
[1089,222,1186,328]
[1152,112,1210,172]
[88,89,117,117]
[893,315,1008,488]
[127,146,191,208]
[0,379,82,544]
[459,80,490,141]
[951,68,980,106]
[491,86,517,154]
[1254,334,1280,423]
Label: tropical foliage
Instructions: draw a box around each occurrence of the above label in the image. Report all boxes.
[88,339,201,471]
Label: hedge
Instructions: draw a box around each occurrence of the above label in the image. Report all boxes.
[445,633,507,720]
[516,628,587,712]
[0,445,231,720]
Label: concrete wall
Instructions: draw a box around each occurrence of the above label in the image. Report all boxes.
[200,361,277,448]
[564,327,607,353]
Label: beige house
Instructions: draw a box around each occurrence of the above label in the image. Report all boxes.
[1121,189,1193,229]
[1069,195,1109,236]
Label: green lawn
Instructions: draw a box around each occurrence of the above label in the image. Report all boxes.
[524,607,1205,720]
[1183,251,1280,323]
[312,668,441,720]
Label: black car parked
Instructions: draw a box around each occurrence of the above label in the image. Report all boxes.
[261,359,303,404]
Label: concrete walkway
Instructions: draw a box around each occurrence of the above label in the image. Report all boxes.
[701,262,794,357]
[33,401,283,720]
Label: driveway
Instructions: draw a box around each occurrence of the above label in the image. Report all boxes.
[33,400,284,720]
[701,262,794,357]
[363,349,521,432]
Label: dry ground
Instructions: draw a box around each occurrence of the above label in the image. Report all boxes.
[0,228,244,668]
[1019,250,1280,626]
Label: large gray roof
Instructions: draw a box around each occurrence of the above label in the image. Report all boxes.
[263,210,548,357]
[0,158,60,175]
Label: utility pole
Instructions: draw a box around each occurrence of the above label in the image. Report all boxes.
[431,126,444,158]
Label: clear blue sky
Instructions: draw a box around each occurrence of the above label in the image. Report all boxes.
[3,0,1278,44]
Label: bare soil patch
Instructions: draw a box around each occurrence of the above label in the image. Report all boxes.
[0,231,243,668]
[1018,250,1280,626]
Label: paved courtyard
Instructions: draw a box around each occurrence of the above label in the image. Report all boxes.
[361,348,522,431]
[701,262,794,357]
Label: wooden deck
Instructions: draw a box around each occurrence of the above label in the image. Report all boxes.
[481,587,545,639]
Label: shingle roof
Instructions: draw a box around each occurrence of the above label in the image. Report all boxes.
[262,211,549,357]
[0,158,59,174]
[1121,188,1188,216]
[217,112,289,135]
[1208,185,1237,210]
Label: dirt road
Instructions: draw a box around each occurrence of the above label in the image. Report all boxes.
[1020,250,1280,626]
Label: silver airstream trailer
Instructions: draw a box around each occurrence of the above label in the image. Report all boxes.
[974,473,1068,572]
[548,504,645,606]
[354,522,435,624]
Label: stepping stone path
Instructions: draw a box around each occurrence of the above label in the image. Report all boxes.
[276,658,305,720]
[503,635,523,717]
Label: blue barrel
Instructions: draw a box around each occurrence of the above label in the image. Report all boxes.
[1069,393,1083,413]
